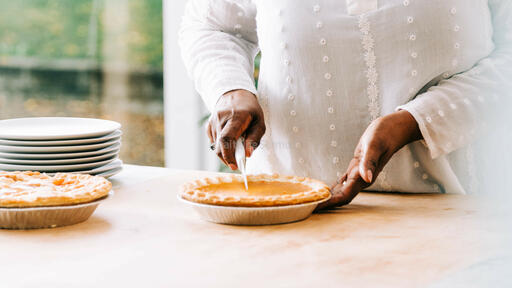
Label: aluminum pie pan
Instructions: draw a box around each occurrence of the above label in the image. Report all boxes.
[0,192,113,230]
[178,194,331,226]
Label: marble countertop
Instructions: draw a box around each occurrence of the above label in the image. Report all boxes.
[0,164,509,287]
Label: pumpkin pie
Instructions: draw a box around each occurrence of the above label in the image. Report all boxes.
[0,171,111,208]
[180,173,331,207]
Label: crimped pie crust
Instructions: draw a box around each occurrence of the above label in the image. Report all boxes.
[180,173,331,207]
[0,171,111,208]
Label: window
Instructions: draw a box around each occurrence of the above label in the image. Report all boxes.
[0,0,164,166]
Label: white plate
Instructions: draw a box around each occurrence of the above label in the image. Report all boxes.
[179,195,331,226]
[0,130,122,146]
[0,150,119,165]
[96,166,123,178]
[0,157,118,172]
[68,159,123,175]
[0,117,121,140]
[0,139,120,153]
[0,143,120,160]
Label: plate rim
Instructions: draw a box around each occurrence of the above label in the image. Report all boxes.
[0,139,120,153]
[0,150,119,165]
[0,156,118,171]
[96,166,123,178]
[65,159,123,174]
[0,144,121,159]
[0,117,121,140]
[0,130,122,146]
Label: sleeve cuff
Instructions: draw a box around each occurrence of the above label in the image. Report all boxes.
[396,102,443,159]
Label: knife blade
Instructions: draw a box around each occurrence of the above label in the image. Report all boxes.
[235,137,248,190]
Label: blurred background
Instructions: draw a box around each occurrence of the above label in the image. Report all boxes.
[0,0,164,166]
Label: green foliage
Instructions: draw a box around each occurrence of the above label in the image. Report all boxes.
[0,0,162,69]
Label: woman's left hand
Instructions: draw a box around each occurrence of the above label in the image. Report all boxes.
[317,110,423,210]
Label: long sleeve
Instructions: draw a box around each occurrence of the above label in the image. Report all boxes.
[398,0,512,159]
[179,0,259,112]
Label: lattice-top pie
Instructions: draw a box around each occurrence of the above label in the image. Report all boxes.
[180,173,331,207]
[0,171,111,208]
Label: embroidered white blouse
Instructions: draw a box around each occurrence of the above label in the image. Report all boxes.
[179,0,512,194]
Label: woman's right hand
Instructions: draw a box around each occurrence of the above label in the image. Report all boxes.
[207,89,266,170]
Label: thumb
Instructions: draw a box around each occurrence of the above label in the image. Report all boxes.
[358,143,381,184]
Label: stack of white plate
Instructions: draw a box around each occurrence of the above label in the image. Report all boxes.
[0,117,123,178]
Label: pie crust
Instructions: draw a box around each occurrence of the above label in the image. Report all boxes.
[0,171,112,208]
[180,173,331,207]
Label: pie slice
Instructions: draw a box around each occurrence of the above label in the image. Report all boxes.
[0,171,112,208]
[180,173,331,207]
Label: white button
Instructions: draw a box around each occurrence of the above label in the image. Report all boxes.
[426,116,432,123]
[280,42,287,49]
[411,70,418,76]
[433,184,440,192]
[407,16,414,23]
[283,59,290,66]
[409,87,415,93]
[316,21,323,29]
[332,157,340,164]
[236,33,242,38]
[450,103,457,109]
[478,95,485,102]
[409,34,416,41]
[328,107,334,113]
[454,25,460,32]
[443,72,451,78]
[413,161,420,168]
[438,110,445,117]
[422,173,429,180]
[234,24,242,30]
[313,4,320,12]
[411,52,418,58]
[299,158,305,164]
[322,56,329,63]
[326,89,333,97]
[403,0,410,6]
[324,73,332,80]
[237,11,244,17]
[451,7,457,15]
[295,142,302,148]
[320,38,327,45]
[463,98,471,105]
[446,142,452,148]
[292,126,299,133]
[454,42,460,49]
[286,76,293,83]
[331,140,337,147]
[329,124,336,131]
[336,171,342,178]
[288,94,295,101]
[290,110,296,116]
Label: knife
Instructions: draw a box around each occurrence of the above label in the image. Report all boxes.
[235,137,248,190]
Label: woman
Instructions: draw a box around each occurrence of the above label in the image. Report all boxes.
[179,0,511,208]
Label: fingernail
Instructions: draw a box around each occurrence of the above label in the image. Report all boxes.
[229,164,237,170]
[367,169,373,183]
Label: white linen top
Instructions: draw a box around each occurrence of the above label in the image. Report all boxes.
[179,0,512,194]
